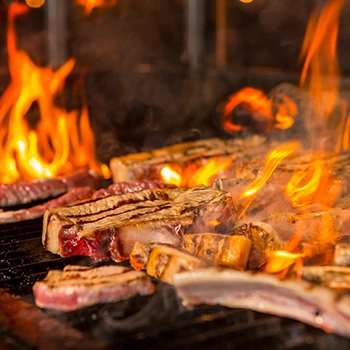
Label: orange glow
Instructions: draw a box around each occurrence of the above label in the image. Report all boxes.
[160,157,233,188]
[76,0,117,15]
[0,4,109,184]
[299,0,344,122]
[188,157,233,187]
[241,142,298,199]
[160,166,182,187]
[222,87,297,133]
[25,0,45,8]
[285,154,341,208]
[264,251,304,274]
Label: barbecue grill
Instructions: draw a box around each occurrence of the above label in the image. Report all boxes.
[1,217,350,349]
[1,0,350,349]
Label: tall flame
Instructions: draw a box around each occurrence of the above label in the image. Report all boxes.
[0,4,108,183]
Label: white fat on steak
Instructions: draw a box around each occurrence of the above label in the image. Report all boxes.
[173,267,350,338]
[33,265,155,311]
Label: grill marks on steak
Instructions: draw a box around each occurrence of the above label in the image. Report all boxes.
[33,265,155,311]
[43,186,236,262]
[0,188,94,224]
[0,170,99,208]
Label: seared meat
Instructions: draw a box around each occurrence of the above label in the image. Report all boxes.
[173,267,350,338]
[182,233,251,270]
[0,170,99,208]
[33,265,155,311]
[110,136,267,182]
[0,188,94,224]
[43,186,235,262]
[92,180,176,199]
[130,242,211,284]
[232,221,286,269]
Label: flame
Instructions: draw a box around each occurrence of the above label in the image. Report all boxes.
[160,166,182,187]
[222,87,297,133]
[160,157,233,188]
[76,0,117,16]
[0,4,109,183]
[285,154,341,209]
[264,251,304,274]
[238,142,298,217]
[299,0,344,123]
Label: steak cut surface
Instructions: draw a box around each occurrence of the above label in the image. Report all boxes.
[42,186,236,262]
[33,265,155,311]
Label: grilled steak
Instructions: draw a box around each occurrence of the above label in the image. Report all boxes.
[33,265,155,311]
[0,187,94,224]
[43,186,236,262]
[173,267,350,338]
[110,136,267,183]
[92,180,176,199]
[0,170,99,208]
[130,242,211,284]
[182,233,251,270]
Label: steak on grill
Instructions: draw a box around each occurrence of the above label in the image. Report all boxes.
[0,170,99,208]
[42,186,236,262]
[0,187,94,224]
[173,267,350,338]
[33,265,155,311]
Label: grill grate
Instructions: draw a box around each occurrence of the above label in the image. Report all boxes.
[0,218,350,349]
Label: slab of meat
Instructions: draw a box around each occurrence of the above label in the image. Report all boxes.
[92,180,176,199]
[0,188,94,224]
[0,170,99,208]
[182,233,251,270]
[110,136,267,182]
[130,242,211,284]
[173,267,350,338]
[33,265,155,311]
[42,186,235,262]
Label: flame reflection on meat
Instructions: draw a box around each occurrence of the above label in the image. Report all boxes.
[0,4,109,183]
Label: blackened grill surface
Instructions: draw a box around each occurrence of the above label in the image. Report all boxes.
[0,218,350,349]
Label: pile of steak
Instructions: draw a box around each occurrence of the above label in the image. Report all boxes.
[33,265,155,311]
[42,186,236,262]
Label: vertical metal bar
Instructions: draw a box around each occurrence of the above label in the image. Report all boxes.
[216,0,227,69]
[187,0,206,72]
[45,0,68,69]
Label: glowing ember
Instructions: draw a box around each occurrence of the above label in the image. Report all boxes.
[76,0,118,16]
[264,251,304,274]
[222,87,297,133]
[0,4,109,184]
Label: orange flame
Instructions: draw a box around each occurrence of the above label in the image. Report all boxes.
[160,157,233,188]
[76,0,117,16]
[238,142,299,218]
[0,4,109,183]
[299,0,344,122]
[264,250,304,274]
[222,87,297,133]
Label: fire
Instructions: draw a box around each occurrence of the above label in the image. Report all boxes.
[160,166,182,187]
[222,87,297,133]
[76,0,118,16]
[0,4,108,184]
[299,0,344,124]
[264,251,304,274]
[160,157,233,188]
[238,142,298,217]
